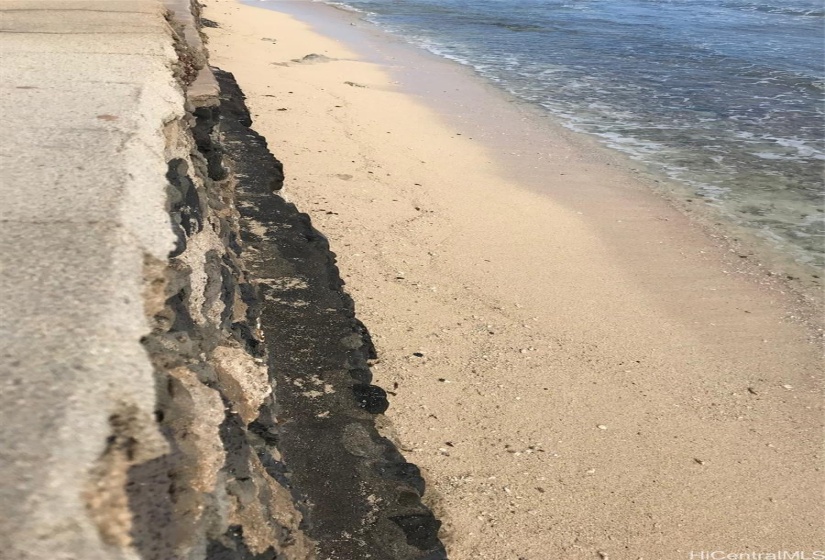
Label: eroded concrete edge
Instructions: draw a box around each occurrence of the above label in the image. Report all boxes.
[0,0,445,557]
[123,2,317,559]
[129,1,446,558]
[165,4,446,558]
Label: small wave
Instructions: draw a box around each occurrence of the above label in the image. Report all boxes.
[334,0,824,267]
[592,131,666,156]
[722,0,825,17]
[310,0,368,15]
[489,21,546,32]
[752,151,802,161]
[756,6,824,17]
[773,137,825,159]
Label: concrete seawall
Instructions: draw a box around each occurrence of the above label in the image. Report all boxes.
[0,1,444,558]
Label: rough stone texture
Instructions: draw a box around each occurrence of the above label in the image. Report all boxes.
[216,70,447,560]
[213,345,272,425]
[1,1,443,558]
[134,51,316,560]
[0,1,314,558]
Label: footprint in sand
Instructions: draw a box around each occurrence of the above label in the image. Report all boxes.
[335,174,354,181]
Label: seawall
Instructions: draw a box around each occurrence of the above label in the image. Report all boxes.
[0,1,444,559]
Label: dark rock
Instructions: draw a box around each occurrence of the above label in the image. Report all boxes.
[374,462,426,496]
[139,60,314,558]
[214,67,446,559]
[390,514,443,551]
[352,384,389,414]
[348,367,372,384]
[193,106,227,180]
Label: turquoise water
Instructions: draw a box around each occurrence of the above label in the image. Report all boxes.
[313,0,825,267]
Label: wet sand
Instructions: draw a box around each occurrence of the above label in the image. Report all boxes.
[202,1,824,558]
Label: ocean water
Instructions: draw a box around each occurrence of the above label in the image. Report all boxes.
[314,0,825,268]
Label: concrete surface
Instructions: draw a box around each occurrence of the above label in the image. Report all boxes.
[0,1,182,558]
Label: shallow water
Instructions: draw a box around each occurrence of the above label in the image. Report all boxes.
[308,0,824,268]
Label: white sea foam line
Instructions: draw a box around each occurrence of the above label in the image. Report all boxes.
[293,0,824,265]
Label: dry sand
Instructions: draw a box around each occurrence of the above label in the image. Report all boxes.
[202,1,824,558]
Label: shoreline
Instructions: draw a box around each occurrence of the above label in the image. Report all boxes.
[203,0,824,557]
[258,0,824,308]
[311,0,825,281]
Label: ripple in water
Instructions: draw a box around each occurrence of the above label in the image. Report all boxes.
[320,0,825,267]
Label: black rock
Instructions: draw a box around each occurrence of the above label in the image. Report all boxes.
[352,384,389,414]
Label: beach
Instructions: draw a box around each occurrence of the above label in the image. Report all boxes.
[202,1,824,558]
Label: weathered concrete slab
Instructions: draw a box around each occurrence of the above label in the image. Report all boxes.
[0,9,168,33]
[0,221,167,554]
[164,0,206,54]
[0,51,174,85]
[0,33,175,56]
[0,1,183,558]
[0,128,129,222]
[0,50,180,232]
[0,0,161,12]
[1,83,147,128]
[188,67,220,107]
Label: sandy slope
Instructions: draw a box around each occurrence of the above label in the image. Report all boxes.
[203,1,824,558]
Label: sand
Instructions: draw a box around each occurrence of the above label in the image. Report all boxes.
[202,1,824,558]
